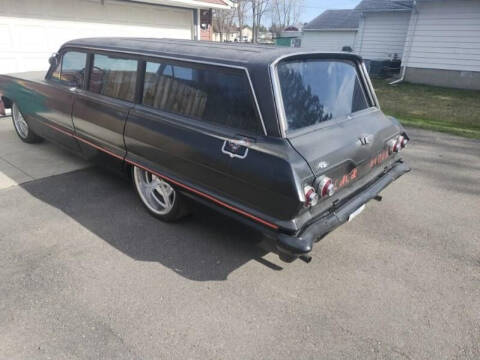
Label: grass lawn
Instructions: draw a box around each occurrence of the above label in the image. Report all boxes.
[372,79,480,139]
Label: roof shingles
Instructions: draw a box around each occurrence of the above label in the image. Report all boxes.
[354,0,413,11]
[304,9,361,30]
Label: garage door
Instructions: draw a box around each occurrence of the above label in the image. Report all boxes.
[0,0,193,74]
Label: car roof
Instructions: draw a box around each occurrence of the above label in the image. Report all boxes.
[63,37,363,68]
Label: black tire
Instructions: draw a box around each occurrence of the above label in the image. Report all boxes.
[11,103,43,144]
[132,165,189,222]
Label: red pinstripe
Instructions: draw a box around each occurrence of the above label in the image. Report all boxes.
[43,121,279,230]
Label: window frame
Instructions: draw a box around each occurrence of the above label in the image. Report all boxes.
[271,54,379,138]
[87,51,140,103]
[46,46,267,136]
[139,57,265,137]
[46,48,89,89]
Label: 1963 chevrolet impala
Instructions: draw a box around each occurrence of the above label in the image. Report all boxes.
[0,38,409,263]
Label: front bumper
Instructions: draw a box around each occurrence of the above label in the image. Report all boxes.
[275,161,410,260]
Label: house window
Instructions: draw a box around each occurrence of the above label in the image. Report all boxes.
[88,54,138,102]
[143,61,261,134]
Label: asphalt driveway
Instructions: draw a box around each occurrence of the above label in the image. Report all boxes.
[0,118,479,359]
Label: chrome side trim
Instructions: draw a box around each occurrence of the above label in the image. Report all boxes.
[61,45,268,136]
[244,70,267,136]
[360,61,380,109]
[42,120,279,230]
[270,61,288,138]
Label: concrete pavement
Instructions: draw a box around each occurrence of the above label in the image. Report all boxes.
[0,125,479,359]
[0,117,88,190]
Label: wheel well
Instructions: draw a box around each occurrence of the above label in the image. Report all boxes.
[1,96,12,109]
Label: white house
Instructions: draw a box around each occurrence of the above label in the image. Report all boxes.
[354,0,413,61]
[304,0,480,90]
[302,9,360,52]
[402,0,480,90]
[0,0,233,74]
[213,26,253,42]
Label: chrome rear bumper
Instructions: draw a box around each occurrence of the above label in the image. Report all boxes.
[274,161,410,261]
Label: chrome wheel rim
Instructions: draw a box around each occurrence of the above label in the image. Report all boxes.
[12,103,29,139]
[133,166,176,215]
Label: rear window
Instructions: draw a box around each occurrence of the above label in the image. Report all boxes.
[277,59,369,132]
[142,61,261,134]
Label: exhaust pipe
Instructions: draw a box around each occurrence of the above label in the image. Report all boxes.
[299,255,312,264]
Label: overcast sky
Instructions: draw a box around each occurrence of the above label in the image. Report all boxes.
[300,0,360,24]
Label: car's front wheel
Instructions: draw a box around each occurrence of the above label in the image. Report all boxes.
[132,166,188,222]
[11,103,43,143]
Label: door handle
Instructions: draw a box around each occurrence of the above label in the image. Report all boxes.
[221,136,253,159]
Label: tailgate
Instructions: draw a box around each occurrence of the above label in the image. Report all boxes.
[288,108,402,193]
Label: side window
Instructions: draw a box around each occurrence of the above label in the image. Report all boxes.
[50,51,86,87]
[142,61,261,134]
[89,54,138,102]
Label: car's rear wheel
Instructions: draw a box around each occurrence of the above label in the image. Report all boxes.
[11,103,42,143]
[132,166,188,222]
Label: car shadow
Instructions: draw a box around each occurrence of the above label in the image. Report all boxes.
[20,166,283,281]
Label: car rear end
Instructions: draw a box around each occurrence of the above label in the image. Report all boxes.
[269,53,410,262]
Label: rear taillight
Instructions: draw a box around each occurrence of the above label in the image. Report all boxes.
[388,135,408,154]
[304,185,319,207]
[393,136,402,153]
[318,176,335,198]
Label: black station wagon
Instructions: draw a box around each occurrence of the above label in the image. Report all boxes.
[0,38,409,263]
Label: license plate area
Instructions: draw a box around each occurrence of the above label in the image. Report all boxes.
[348,204,365,222]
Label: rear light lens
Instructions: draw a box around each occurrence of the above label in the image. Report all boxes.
[304,186,318,207]
[318,176,335,198]
[388,138,397,153]
[388,135,408,153]
[393,136,403,153]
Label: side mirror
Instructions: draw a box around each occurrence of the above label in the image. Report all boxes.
[49,53,59,67]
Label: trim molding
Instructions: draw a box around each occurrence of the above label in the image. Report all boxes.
[43,121,279,230]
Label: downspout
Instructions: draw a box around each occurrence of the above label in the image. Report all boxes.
[390,0,418,84]
[194,8,200,41]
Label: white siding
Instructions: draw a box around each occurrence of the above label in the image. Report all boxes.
[302,31,357,52]
[0,0,194,74]
[402,0,480,72]
[356,12,411,60]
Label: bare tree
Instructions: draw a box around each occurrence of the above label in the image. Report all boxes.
[270,0,303,35]
[235,0,249,42]
[213,8,236,42]
[251,0,271,43]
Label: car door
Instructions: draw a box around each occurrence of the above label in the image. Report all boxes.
[33,50,88,151]
[72,53,138,164]
[125,59,299,221]
[125,60,235,197]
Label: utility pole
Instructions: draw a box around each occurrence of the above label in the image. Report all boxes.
[252,0,257,43]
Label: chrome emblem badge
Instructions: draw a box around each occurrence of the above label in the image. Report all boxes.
[359,134,374,146]
[318,161,329,169]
